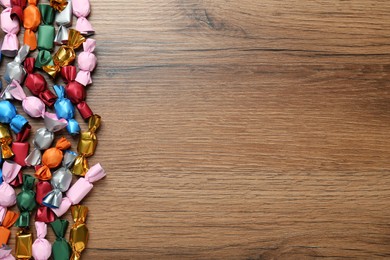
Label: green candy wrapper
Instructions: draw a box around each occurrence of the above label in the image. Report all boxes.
[51,219,72,260]
[16,175,37,227]
[35,4,55,68]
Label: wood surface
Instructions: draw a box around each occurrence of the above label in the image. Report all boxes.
[4,0,390,259]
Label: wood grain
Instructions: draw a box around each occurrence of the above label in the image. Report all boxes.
[5,0,390,259]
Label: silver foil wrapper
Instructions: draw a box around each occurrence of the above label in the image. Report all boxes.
[4,45,30,84]
[54,0,72,45]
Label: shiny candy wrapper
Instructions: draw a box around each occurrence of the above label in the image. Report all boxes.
[0,245,15,260]
[54,85,80,135]
[62,66,93,120]
[32,222,52,260]
[25,113,68,166]
[0,210,19,245]
[52,163,105,217]
[50,0,67,12]
[15,228,32,259]
[35,181,55,223]
[35,137,71,180]
[16,174,37,227]
[0,100,28,134]
[11,123,30,167]
[54,0,72,45]
[0,161,21,221]
[24,57,57,107]
[43,29,85,78]
[23,0,40,50]
[43,150,76,208]
[76,39,96,86]
[51,219,71,260]
[35,4,55,68]
[73,114,101,176]
[4,45,29,84]
[0,124,13,159]
[69,205,88,260]
[72,0,93,35]
[10,0,27,22]
[0,0,19,57]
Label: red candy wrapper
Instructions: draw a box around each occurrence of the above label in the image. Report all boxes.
[35,181,55,223]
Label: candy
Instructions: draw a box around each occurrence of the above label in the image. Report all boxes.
[0,100,28,134]
[11,123,30,167]
[52,163,105,217]
[54,0,71,45]
[0,161,21,222]
[51,219,71,260]
[54,85,80,135]
[4,45,29,84]
[0,210,19,245]
[69,205,88,260]
[10,0,27,22]
[35,4,55,67]
[0,245,15,260]
[15,228,32,259]
[35,181,55,223]
[16,174,37,227]
[0,0,20,57]
[35,137,71,180]
[24,57,57,107]
[73,114,101,176]
[0,124,14,159]
[43,150,76,208]
[50,0,67,12]
[76,39,97,86]
[25,113,67,166]
[72,0,93,35]
[23,0,40,50]
[32,222,52,260]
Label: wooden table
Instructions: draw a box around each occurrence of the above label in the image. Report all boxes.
[6,0,390,259]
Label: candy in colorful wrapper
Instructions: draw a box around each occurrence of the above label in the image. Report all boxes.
[4,45,29,84]
[25,113,68,166]
[23,0,40,50]
[51,219,71,260]
[62,66,93,119]
[32,222,52,260]
[72,0,93,35]
[76,39,96,86]
[43,150,76,208]
[73,115,101,176]
[54,0,72,45]
[35,181,55,223]
[0,0,20,57]
[54,85,80,135]
[0,245,15,260]
[35,137,71,180]
[10,0,27,22]
[11,123,30,167]
[16,174,37,227]
[0,210,19,245]
[35,4,55,68]
[52,163,105,217]
[50,0,67,12]
[0,161,21,222]
[24,57,57,107]
[15,228,32,259]
[69,205,88,260]
[43,29,85,78]
[0,100,28,134]
[0,124,14,159]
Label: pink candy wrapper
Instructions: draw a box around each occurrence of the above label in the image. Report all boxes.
[0,245,15,260]
[0,161,21,222]
[0,0,20,57]
[72,0,93,35]
[32,221,51,260]
[75,39,96,86]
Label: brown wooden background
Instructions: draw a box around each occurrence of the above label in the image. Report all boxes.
[5,0,390,259]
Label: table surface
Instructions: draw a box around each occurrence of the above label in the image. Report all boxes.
[6,0,390,259]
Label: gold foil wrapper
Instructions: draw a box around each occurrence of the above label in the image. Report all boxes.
[69,205,89,260]
[50,0,68,12]
[0,123,14,159]
[16,229,33,259]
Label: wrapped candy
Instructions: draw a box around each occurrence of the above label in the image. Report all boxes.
[32,222,52,260]
[35,137,71,180]
[10,0,27,22]
[23,0,40,50]
[54,85,80,135]
[15,228,32,259]
[25,113,67,166]
[62,66,93,120]
[73,114,101,176]
[43,150,77,208]
[72,0,93,35]
[52,163,105,217]
[43,29,85,78]
[24,57,57,107]
[0,0,20,57]
[50,0,67,12]
[0,100,28,134]
[0,124,14,159]
[76,39,97,86]
[4,45,29,84]
[0,161,21,222]
[16,174,37,227]
[11,123,30,167]
[54,0,71,45]
[0,245,15,260]
[35,181,55,222]
[0,210,19,245]
[69,205,88,260]
[51,219,71,260]
[35,4,55,68]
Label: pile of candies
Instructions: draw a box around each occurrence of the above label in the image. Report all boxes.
[0,0,105,258]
